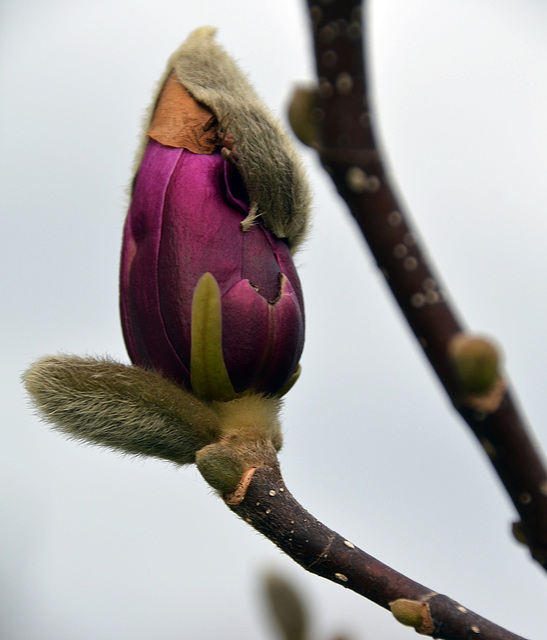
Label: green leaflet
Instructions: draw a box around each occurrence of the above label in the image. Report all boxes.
[190,272,236,401]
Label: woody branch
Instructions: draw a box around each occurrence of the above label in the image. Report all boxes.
[224,445,528,640]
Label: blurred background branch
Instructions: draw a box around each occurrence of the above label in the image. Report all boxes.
[302,0,547,570]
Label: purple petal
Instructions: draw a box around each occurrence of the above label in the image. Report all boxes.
[220,279,271,392]
[221,275,304,394]
[241,224,284,303]
[157,149,248,369]
[223,161,249,214]
[120,140,190,384]
[121,138,305,396]
[254,275,305,393]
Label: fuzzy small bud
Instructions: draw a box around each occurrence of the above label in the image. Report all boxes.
[196,443,247,494]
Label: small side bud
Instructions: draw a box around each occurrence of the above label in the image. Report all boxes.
[389,599,434,634]
[448,333,501,394]
[263,572,308,640]
[288,85,321,149]
[196,442,246,494]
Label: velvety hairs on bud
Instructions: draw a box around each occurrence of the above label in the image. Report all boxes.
[22,355,221,464]
[136,26,311,251]
[213,394,283,451]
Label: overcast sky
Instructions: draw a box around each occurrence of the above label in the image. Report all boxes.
[3,1,547,639]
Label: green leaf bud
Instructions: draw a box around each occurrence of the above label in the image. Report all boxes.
[448,333,501,394]
[389,599,434,634]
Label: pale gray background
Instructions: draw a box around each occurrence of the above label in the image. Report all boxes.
[2,1,547,638]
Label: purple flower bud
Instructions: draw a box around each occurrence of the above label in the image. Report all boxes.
[120,138,305,399]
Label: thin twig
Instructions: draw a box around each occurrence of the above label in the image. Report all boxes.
[303,0,547,569]
[227,455,528,640]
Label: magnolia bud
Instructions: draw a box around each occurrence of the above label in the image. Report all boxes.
[121,28,309,401]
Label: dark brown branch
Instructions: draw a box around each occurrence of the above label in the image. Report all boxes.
[304,0,547,569]
[227,457,528,640]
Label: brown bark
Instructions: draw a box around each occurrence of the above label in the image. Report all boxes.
[226,458,528,640]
